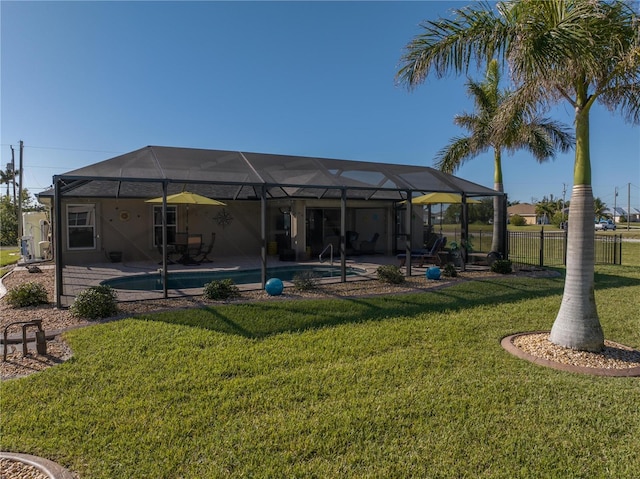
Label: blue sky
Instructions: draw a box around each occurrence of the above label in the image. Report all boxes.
[2,1,638,209]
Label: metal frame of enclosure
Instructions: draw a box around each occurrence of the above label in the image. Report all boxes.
[41,146,504,307]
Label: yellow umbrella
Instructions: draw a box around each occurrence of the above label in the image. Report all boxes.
[146,191,226,234]
[405,192,482,234]
[409,192,481,204]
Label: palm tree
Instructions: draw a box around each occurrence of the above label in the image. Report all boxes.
[593,197,608,220]
[434,59,573,253]
[0,168,14,199]
[397,0,639,352]
[535,199,556,225]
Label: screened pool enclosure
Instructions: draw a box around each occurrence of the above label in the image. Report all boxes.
[38,146,504,306]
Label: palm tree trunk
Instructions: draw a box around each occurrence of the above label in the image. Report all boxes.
[490,149,504,254]
[550,185,603,351]
[549,100,604,352]
[491,184,504,254]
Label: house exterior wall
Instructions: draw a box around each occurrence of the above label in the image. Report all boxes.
[518,214,538,225]
[203,202,262,258]
[58,197,407,265]
[59,198,263,265]
[60,199,107,265]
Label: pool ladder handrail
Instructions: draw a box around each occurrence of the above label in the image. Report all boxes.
[319,244,333,265]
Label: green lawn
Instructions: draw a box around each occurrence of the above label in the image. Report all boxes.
[0,246,20,269]
[622,241,640,267]
[2,265,640,478]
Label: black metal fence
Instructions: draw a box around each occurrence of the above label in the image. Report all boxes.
[507,230,622,267]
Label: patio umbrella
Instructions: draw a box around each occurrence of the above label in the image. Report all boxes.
[146,191,226,234]
[405,192,481,234]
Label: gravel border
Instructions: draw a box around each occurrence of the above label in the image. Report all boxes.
[0,452,77,479]
[502,332,640,377]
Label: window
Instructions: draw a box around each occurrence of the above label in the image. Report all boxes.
[153,205,177,246]
[67,204,95,249]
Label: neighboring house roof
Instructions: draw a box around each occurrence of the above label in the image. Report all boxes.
[507,203,537,216]
[39,145,502,202]
[604,207,640,216]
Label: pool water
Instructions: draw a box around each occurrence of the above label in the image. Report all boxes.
[101,265,367,291]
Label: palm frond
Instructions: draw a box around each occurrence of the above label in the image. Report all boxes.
[519,127,560,163]
[506,0,606,82]
[453,112,481,132]
[433,137,481,174]
[538,118,575,153]
[596,45,640,124]
[466,79,496,116]
[396,2,506,88]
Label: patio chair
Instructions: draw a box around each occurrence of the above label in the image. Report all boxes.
[183,234,203,265]
[158,232,188,264]
[358,232,379,254]
[157,241,181,265]
[346,230,359,254]
[195,232,216,263]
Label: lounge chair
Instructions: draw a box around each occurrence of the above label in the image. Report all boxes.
[397,236,447,267]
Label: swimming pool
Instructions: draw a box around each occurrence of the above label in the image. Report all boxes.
[101,265,367,291]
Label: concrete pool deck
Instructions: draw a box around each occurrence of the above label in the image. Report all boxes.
[57,254,413,305]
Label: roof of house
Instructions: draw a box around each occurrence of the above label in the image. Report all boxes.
[605,206,640,216]
[507,203,537,216]
[40,145,501,202]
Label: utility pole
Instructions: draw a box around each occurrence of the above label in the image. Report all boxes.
[17,140,24,246]
[613,186,618,224]
[10,145,16,205]
[628,182,632,231]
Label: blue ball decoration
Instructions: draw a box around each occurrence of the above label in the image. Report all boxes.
[426,267,441,280]
[265,278,284,296]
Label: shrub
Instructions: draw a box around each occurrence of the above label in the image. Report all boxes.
[70,285,118,319]
[376,265,405,284]
[491,259,513,274]
[5,281,48,307]
[293,271,319,291]
[203,279,240,300]
[551,211,565,228]
[0,199,19,247]
[441,263,458,278]
[509,214,527,226]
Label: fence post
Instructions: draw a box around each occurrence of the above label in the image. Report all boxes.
[620,235,623,265]
[539,227,544,267]
[505,231,510,261]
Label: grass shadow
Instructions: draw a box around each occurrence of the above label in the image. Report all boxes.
[140,271,640,340]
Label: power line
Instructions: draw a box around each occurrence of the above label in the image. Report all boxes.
[17,165,76,170]
[0,143,123,155]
